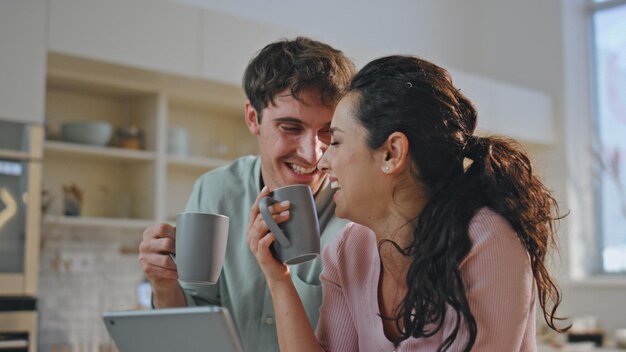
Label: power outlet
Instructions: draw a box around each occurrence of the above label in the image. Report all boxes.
[59,252,96,273]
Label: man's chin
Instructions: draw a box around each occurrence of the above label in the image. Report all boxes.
[303,177,326,196]
[279,175,325,194]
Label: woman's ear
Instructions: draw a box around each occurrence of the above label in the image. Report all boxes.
[245,100,260,135]
[380,132,409,174]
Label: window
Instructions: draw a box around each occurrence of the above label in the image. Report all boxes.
[591,0,626,272]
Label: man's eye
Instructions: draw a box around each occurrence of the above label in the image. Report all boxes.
[278,125,302,133]
[319,131,331,143]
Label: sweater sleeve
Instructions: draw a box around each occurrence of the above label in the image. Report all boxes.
[444,209,536,351]
[315,225,359,352]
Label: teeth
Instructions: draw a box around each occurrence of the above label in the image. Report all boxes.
[330,181,339,189]
[290,164,316,175]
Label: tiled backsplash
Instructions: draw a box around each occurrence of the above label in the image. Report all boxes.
[38,221,148,351]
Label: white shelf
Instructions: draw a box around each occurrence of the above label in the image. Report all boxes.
[45,140,155,162]
[43,215,154,229]
[167,154,230,172]
[43,53,253,223]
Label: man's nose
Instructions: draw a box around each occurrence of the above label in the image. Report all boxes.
[297,133,325,164]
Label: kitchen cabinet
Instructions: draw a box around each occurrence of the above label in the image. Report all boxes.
[201,10,295,85]
[47,0,295,86]
[43,53,256,227]
[452,69,555,145]
[0,0,48,124]
[48,0,201,78]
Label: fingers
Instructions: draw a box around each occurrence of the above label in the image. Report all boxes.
[139,252,178,280]
[139,224,178,283]
[143,223,176,240]
[247,210,289,254]
[139,235,175,257]
[247,185,290,239]
[256,233,277,264]
[248,186,271,233]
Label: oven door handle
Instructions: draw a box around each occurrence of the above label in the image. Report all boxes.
[0,339,28,349]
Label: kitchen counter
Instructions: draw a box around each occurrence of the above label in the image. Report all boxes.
[539,343,624,351]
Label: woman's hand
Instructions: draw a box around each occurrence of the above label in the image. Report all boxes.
[247,186,292,285]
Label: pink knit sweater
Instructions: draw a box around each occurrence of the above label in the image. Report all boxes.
[315,208,537,352]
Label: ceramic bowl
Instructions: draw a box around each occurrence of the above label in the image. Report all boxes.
[61,121,113,146]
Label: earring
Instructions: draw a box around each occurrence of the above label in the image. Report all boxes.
[383,165,390,173]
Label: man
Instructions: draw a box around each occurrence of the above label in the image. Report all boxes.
[138,37,356,351]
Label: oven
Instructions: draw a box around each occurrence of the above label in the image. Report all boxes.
[0,120,43,352]
[0,297,37,352]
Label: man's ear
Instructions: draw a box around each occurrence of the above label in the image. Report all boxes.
[379,131,409,174]
[245,100,260,135]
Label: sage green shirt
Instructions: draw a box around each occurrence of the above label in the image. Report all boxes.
[179,156,347,352]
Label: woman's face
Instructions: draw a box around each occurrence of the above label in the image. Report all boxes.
[318,93,388,223]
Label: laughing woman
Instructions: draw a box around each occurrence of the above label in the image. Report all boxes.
[247,55,568,351]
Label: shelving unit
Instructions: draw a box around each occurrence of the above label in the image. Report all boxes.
[45,141,156,162]
[42,52,257,227]
[43,215,154,229]
[166,154,231,172]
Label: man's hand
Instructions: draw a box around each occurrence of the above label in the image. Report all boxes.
[139,223,185,307]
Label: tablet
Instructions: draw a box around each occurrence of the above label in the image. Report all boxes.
[102,306,243,352]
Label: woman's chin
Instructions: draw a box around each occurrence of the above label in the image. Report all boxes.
[333,204,351,221]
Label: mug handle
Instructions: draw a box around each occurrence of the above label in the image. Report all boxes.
[258,197,291,247]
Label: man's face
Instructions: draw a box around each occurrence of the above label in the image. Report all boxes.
[245,89,334,195]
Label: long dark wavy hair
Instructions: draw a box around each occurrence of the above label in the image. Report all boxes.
[348,56,567,351]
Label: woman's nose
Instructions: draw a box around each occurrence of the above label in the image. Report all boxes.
[317,151,330,173]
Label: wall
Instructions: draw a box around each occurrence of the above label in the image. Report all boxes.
[38,222,146,351]
[178,0,482,68]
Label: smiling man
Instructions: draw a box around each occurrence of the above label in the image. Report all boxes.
[248,90,334,193]
[138,37,355,352]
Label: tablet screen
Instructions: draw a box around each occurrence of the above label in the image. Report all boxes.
[102,306,243,352]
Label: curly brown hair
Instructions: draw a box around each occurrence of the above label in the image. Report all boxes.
[350,55,569,351]
[243,37,356,121]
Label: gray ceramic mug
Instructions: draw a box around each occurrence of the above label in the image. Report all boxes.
[258,184,320,265]
[172,212,229,284]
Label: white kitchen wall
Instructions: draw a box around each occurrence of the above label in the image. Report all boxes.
[177,0,483,69]
[38,222,145,351]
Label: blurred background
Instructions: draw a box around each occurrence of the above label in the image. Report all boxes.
[0,0,624,350]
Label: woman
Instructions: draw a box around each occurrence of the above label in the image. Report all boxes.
[247,55,567,351]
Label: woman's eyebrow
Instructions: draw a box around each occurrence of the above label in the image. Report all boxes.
[329,126,344,134]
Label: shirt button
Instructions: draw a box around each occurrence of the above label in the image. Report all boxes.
[264,316,274,325]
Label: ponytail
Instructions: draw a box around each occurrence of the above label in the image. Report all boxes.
[463,135,568,332]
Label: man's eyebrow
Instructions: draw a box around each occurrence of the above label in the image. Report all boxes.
[273,117,303,124]
[272,117,331,131]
